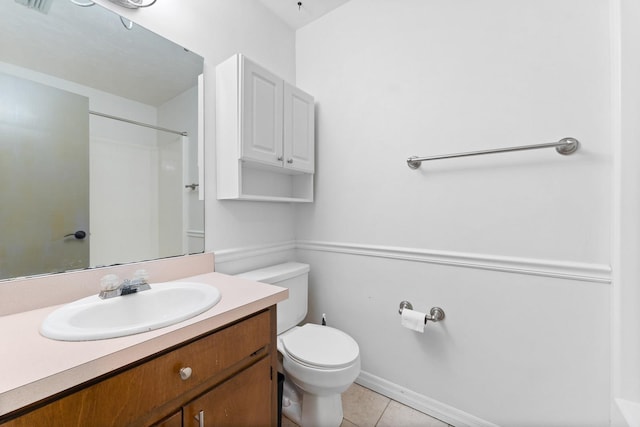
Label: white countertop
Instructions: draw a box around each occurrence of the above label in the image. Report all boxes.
[0,271,287,417]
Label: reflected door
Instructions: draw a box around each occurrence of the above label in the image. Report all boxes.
[0,73,89,279]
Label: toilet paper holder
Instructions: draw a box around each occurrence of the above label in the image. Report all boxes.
[398,301,445,323]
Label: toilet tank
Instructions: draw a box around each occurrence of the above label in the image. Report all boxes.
[236,262,310,334]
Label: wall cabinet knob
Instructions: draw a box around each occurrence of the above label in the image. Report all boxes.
[287,158,294,164]
[179,366,192,380]
[277,156,283,161]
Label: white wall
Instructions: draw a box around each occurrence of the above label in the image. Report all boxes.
[295,0,612,425]
[611,0,640,424]
[93,0,299,258]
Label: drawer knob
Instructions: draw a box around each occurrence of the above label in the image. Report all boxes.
[179,367,192,380]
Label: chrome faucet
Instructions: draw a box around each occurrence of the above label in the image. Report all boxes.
[99,270,151,299]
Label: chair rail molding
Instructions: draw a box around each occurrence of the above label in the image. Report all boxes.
[186,229,204,239]
[214,240,297,264]
[296,240,611,284]
[212,240,610,284]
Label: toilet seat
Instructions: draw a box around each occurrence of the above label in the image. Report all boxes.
[281,324,359,369]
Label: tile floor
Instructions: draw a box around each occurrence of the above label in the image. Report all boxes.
[282,383,453,427]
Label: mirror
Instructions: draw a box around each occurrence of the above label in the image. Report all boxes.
[0,0,205,281]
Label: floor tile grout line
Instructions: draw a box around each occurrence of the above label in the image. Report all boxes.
[372,399,392,427]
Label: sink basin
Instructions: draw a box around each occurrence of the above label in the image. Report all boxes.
[40,282,221,341]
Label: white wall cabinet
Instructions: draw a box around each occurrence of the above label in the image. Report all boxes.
[216,54,315,202]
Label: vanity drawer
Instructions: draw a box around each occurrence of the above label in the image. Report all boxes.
[144,309,271,398]
[3,310,272,427]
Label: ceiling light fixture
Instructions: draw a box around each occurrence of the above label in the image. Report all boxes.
[120,15,133,29]
[69,0,157,8]
[69,0,95,6]
[14,0,54,14]
[107,0,157,8]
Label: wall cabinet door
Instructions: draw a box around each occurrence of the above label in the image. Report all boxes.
[241,58,284,167]
[183,357,272,427]
[283,82,315,173]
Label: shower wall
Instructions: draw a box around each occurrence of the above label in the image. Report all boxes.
[295,0,611,425]
[158,86,204,255]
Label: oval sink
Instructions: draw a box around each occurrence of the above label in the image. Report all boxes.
[40,282,221,341]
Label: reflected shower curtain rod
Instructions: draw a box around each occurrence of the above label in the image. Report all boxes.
[89,110,188,136]
[406,137,579,169]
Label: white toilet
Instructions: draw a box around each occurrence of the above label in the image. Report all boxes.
[236,262,360,427]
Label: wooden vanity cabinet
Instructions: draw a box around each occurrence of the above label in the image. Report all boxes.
[1,307,278,427]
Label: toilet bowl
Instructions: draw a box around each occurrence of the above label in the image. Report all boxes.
[236,263,360,427]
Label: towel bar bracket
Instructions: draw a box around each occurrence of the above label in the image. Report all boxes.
[555,137,580,155]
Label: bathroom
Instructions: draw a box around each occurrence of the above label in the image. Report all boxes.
[1,0,639,426]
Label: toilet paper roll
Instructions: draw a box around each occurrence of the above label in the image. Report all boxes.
[401,308,426,333]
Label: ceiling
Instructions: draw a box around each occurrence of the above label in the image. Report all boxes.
[1,0,203,106]
[257,0,351,29]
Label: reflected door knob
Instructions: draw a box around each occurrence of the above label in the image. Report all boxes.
[64,230,87,240]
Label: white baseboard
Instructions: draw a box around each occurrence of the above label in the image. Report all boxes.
[356,371,499,427]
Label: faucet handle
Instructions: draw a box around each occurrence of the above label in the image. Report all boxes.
[133,269,149,283]
[100,274,121,291]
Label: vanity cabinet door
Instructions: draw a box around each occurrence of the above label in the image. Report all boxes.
[151,410,182,427]
[183,356,272,427]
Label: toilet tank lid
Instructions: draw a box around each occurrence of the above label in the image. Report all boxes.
[235,262,310,284]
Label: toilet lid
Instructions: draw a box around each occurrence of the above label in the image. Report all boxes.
[281,324,359,369]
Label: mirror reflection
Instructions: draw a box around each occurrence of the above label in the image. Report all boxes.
[0,0,205,281]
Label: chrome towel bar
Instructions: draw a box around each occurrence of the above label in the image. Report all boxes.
[407,137,579,169]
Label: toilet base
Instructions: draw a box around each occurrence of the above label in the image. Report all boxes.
[282,378,302,423]
[282,377,344,427]
[301,393,344,427]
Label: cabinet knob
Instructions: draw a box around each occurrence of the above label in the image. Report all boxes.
[179,366,192,380]
[277,155,283,161]
[287,158,294,164]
